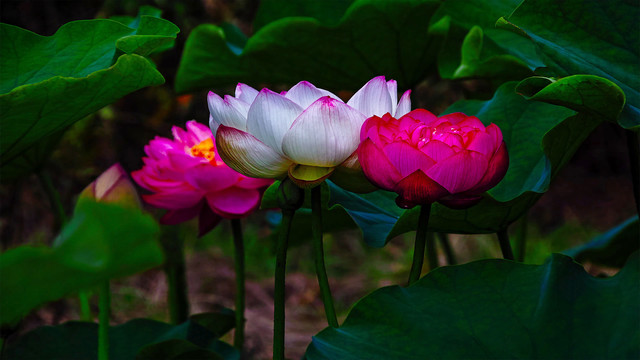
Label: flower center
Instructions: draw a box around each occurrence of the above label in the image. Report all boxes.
[190,138,216,163]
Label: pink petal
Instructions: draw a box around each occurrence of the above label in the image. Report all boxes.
[466,130,496,156]
[167,151,204,171]
[347,76,393,117]
[360,115,387,142]
[395,90,412,118]
[246,89,304,154]
[357,138,403,191]
[216,125,292,178]
[160,202,203,225]
[468,141,509,193]
[485,123,504,150]
[285,81,341,109]
[198,205,223,236]
[235,83,259,103]
[206,188,261,218]
[457,116,486,130]
[383,141,435,177]
[143,190,203,210]
[171,126,196,146]
[186,120,213,143]
[393,170,449,208]
[420,140,455,162]
[404,109,438,126]
[281,97,366,167]
[426,150,489,194]
[235,177,274,189]
[439,112,475,125]
[184,163,241,192]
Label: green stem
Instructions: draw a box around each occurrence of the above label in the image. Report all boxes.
[161,228,189,324]
[78,291,92,321]
[230,219,245,351]
[497,228,515,260]
[274,210,294,360]
[437,232,456,265]
[311,186,339,328]
[626,130,640,217]
[408,204,432,285]
[515,214,529,262]
[98,281,110,360]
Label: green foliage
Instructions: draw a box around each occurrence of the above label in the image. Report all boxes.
[306,253,640,359]
[5,316,239,360]
[0,200,163,325]
[0,8,179,181]
[175,0,447,93]
[497,0,640,129]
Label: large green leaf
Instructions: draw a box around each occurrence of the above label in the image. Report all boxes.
[564,216,640,268]
[4,317,239,360]
[497,0,640,129]
[0,200,163,325]
[306,253,640,359]
[253,0,356,31]
[175,0,447,93]
[0,10,179,176]
[329,82,599,245]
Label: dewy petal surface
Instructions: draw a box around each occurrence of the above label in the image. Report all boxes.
[246,89,304,154]
[216,125,292,178]
[282,97,366,167]
[208,91,249,131]
[426,150,488,194]
[285,81,341,109]
[347,76,393,116]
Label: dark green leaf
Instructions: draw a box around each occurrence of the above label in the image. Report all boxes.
[190,310,236,338]
[253,0,355,31]
[175,0,447,93]
[564,216,639,268]
[306,253,640,359]
[497,0,640,129]
[516,75,626,122]
[0,201,163,325]
[136,340,222,360]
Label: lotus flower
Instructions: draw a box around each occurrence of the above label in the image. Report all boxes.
[357,110,509,209]
[208,76,411,188]
[80,163,141,209]
[132,121,273,235]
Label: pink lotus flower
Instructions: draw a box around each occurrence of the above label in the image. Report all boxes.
[208,76,411,189]
[132,121,273,235]
[357,110,508,209]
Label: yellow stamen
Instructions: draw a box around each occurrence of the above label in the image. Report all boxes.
[190,138,217,163]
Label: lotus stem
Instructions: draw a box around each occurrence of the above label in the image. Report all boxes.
[161,228,189,324]
[98,281,110,360]
[311,186,339,328]
[274,209,294,360]
[437,233,457,265]
[497,228,515,260]
[230,218,246,350]
[408,204,432,285]
[627,130,640,217]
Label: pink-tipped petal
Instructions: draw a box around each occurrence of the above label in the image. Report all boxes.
[206,188,261,218]
[216,125,292,178]
[395,90,412,118]
[184,164,241,192]
[426,150,489,193]
[357,138,403,191]
[143,189,203,210]
[282,97,366,167]
[246,89,304,154]
[160,202,203,225]
[382,141,436,177]
[208,91,248,131]
[394,170,449,208]
[235,83,259,103]
[285,81,341,109]
[347,76,393,116]
[469,141,509,193]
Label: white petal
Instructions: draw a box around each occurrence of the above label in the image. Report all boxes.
[395,89,412,118]
[216,125,292,178]
[209,115,219,136]
[386,79,398,116]
[208,91,248,131]
[246,89,304,155]
[347,75,393,117]
[285,81,342,109]
[235,83,259,103]
[281,97,366,167]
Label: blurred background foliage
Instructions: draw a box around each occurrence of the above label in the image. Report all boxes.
[0,0,637,358]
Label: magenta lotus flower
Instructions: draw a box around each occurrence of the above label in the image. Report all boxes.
[208,76,411,188]
[132,121,273,235]
[357,109,509,209]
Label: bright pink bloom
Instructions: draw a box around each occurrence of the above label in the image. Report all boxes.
[132,121,273,235]
[357,110,508,209]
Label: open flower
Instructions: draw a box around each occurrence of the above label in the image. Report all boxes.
[132,121,273,235]
[208,76,411,188]
[357,110,508,209]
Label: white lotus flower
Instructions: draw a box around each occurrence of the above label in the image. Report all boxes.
[208,76,411,188]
